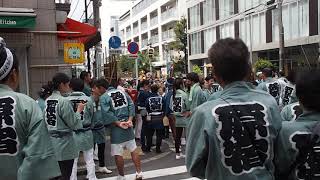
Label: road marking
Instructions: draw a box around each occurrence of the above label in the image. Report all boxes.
[99,165,192,180]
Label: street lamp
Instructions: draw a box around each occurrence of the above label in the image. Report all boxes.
[147,42,152,73]
[163,41,169,77]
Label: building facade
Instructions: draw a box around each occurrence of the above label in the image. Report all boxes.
[0,0,72,98]
[187,0,320,76]
[118,0,186,76]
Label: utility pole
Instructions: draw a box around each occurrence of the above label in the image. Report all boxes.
[93,0,102,78]
[278,0,284,72]
[84,0,91,73]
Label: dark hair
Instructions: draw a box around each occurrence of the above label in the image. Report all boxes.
[70,78,84,92]
[50,73,70,90]
[0,46,19,83]
[279,70,285,77]
[93,78,109,89]
[38,84,52,99]
[186,72,199,83]
[110,78,118,88]
[150,84,159,93]
[287,69,297,84]
[174,78,184,91]
[262,68,273,78]
[141,80,150,87]
[205,75,213,82]
[296,69,320,112]
[80,71,89,80]
[208,38,250,83]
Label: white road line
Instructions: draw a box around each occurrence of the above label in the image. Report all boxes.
[99,165,191,180]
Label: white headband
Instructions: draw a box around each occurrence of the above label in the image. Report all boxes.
[0,47,14,81]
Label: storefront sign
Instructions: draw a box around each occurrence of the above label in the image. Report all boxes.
[64,43,85,64]
[0,16,36,28]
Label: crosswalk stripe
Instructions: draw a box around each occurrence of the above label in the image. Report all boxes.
[99,165,189,180]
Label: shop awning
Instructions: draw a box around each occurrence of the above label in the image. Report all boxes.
[57,18,100,50]
[0,8,36,29]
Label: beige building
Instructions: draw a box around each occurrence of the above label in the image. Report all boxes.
[0,0,72,98]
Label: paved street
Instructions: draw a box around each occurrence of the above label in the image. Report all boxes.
[77,137,196,180]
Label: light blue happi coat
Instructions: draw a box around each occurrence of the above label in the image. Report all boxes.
[0,84,60,180]
[280,102,303,122]
[66,91,94,152]
[275,112,320,180]
[186,81,282,180]
[45,91,83,161]
[257,77,281,104]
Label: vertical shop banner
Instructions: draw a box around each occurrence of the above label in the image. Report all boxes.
[64,43,85,64]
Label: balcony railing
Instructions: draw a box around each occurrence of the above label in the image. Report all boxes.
[161,8,177,21]
[162,29,175,40]
[150,17,158,27]
[150,35,159,44]
[141,22,148,31]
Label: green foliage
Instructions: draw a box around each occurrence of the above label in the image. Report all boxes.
[169,17,187,51]
[254,58,274,72]
[119,55,135,72]
[137,51,151,72]
[192,65,203,75]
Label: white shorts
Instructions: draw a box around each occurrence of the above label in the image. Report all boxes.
[111,139,137,156]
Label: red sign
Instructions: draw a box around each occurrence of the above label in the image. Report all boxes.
[127,42,139,54]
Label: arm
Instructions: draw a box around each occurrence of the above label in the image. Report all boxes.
[61,99,83,130]
[18,101,60,179]
[186,109,209,179]
[100,94,118,125]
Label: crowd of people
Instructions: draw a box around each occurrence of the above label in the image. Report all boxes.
[1,36,320,180]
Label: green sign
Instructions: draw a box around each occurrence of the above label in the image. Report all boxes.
[0,16,36,29]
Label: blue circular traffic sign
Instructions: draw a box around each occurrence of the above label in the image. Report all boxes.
[128,42,139,54]
[109,36,121,49]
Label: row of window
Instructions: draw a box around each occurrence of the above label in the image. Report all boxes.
[189,0,312,56]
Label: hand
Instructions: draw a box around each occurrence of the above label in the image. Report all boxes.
[118,122,129,129]
[182,111,192,118]
[77,102,86,113]
[127,120,133,128]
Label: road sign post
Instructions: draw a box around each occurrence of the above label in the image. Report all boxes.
[128,42,139,85]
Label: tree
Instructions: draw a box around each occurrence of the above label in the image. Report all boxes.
[254,58,274,72]
[119,55,135,72]
[170,17,188,74]
[137,51,151,73]
[192,65,203,75]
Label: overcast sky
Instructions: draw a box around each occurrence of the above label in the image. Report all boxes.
[68,0,134,53]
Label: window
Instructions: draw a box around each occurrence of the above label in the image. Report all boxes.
[189,5,201,29]
[204,28,216,53]
[239,12,266,46]
[272,0,309,42]
[219,0,234,20]
[203,0,215,25]
[190,32,202,55]
[220,22,235,39]
[239,0,268,13]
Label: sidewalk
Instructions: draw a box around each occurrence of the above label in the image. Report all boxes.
[77,137,174,175]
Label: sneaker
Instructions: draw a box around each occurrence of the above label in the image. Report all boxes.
[116,175,126,180]
[135,172,143,180]
[97,166,113,174]
[181,138,186,145]
[176,153,186,160]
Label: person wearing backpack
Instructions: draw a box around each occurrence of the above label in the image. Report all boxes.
[275,69,320,180]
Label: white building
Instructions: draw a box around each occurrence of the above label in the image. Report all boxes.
[118,0,187,76]
[110,16,120,37]
[187,0,320,76]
